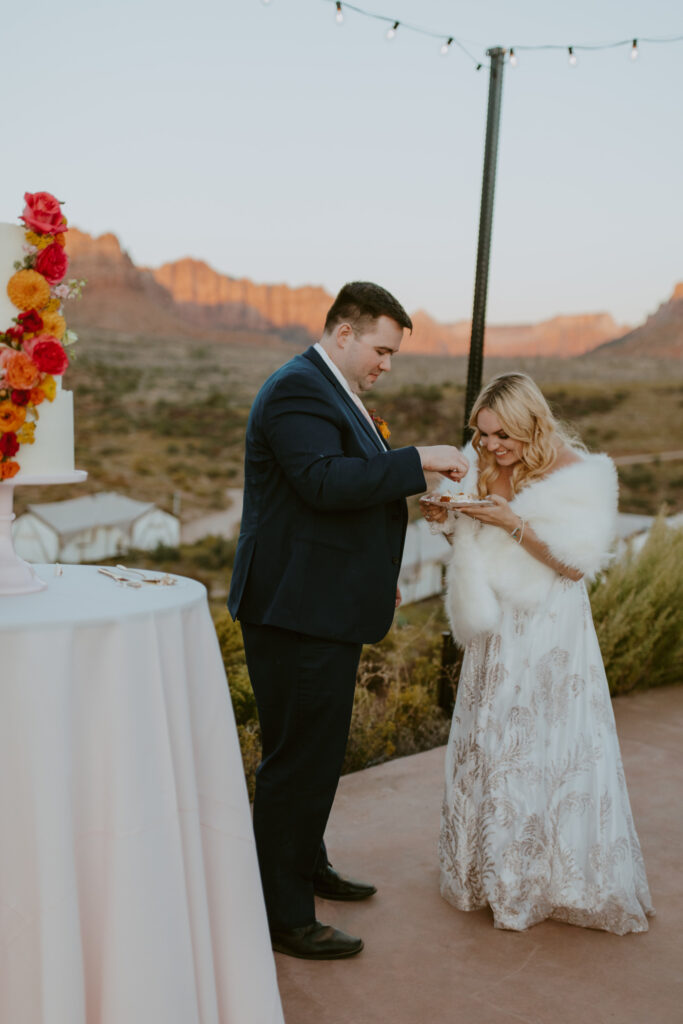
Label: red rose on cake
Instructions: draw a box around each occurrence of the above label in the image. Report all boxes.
[17,310,44,333]
[21,192,68,237]
[35,242,69,285]
[21,334,69,376]
[0,432,19,458]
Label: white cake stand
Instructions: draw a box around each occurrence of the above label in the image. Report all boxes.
[0,471,87,595]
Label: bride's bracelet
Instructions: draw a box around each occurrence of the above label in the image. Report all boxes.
[510,516,525,544]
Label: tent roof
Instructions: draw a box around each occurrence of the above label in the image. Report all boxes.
[27,492,156,536]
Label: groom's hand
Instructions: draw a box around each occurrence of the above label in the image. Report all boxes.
[416,445,469,481]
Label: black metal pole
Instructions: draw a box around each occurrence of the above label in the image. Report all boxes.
[463,47,506,444]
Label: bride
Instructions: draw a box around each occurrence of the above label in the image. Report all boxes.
[423,372,653,935]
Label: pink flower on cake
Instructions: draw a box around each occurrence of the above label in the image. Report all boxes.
[0,432,19,458]
[5,351,41,390]
[21,192,67,237]
[21,334,68,376]
[17,309,44,333]
[35,242,69,285]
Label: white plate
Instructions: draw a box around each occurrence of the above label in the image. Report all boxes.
[420,493,495,508]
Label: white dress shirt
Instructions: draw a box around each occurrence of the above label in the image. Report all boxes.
[313,342,387,450]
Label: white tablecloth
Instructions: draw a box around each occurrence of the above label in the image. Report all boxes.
[0,565,283,1024]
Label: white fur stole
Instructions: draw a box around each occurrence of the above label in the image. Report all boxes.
[439,445,618,645]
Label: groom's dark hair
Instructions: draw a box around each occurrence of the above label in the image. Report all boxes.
[324,281,413,335]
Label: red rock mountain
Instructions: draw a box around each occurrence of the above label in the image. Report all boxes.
[590,285,683,358]
[65,229,639,356]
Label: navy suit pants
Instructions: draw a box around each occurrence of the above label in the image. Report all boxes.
[240,622,362,931]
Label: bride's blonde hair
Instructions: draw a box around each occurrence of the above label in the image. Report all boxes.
[470,372,581,497]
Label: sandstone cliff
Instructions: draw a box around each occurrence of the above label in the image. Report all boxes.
[591,285,683,358]
[65,228,641,356]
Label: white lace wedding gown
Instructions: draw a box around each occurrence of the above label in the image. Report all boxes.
[439,572,654,934]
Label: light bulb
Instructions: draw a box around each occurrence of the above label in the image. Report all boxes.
[568,46,577,67]
[630,39,639,61]
[509,48,518,67]
[335,2,343,24]
[386,21,399,41]
[440,37,453,56]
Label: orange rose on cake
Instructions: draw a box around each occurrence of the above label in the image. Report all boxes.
[0,460,20,480]
[0,402,27,433]
[4,351,41,390]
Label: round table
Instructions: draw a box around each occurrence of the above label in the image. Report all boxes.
[0,565,283,1024]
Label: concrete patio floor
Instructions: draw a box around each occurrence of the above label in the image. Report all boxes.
[275,686,683,1024]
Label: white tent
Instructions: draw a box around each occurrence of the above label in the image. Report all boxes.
[13,492,180,564]
[398,519,452,605]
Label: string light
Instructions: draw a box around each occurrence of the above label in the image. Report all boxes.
[318,1,683,70]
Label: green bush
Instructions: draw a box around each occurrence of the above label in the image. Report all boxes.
[190,534,237,570]
[590,517,683,694]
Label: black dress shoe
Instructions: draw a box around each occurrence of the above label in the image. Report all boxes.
[271,920,363,960]
[313,864,377,902]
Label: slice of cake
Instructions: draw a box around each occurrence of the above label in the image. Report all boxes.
[0,192,81,481]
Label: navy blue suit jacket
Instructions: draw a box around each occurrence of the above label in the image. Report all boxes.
[228,346,427,644]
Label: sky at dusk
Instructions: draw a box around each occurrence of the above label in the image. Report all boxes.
[3,0,682,328]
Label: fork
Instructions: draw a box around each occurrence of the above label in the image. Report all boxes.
[116,564,176,586]
[98,567,143,588]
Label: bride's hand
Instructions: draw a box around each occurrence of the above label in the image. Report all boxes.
[420,503,449,524]
[457,494,519,533]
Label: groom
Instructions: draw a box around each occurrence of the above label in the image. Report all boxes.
[228,282,468,959]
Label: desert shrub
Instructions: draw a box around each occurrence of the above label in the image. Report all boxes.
[213,610,260,799]
[590,517,683,694]
[342,670,449,774]
[211,606,450,795]
[546,388,627,419]
[152,541,181,560]
[342,621,450,773]
[618,465,656,490]
[190,534,237,570]
[238,724,262,800]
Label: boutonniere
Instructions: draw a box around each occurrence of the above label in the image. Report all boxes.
[368,410,391,441]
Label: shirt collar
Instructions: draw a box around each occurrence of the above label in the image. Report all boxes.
[313,342,355,398]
